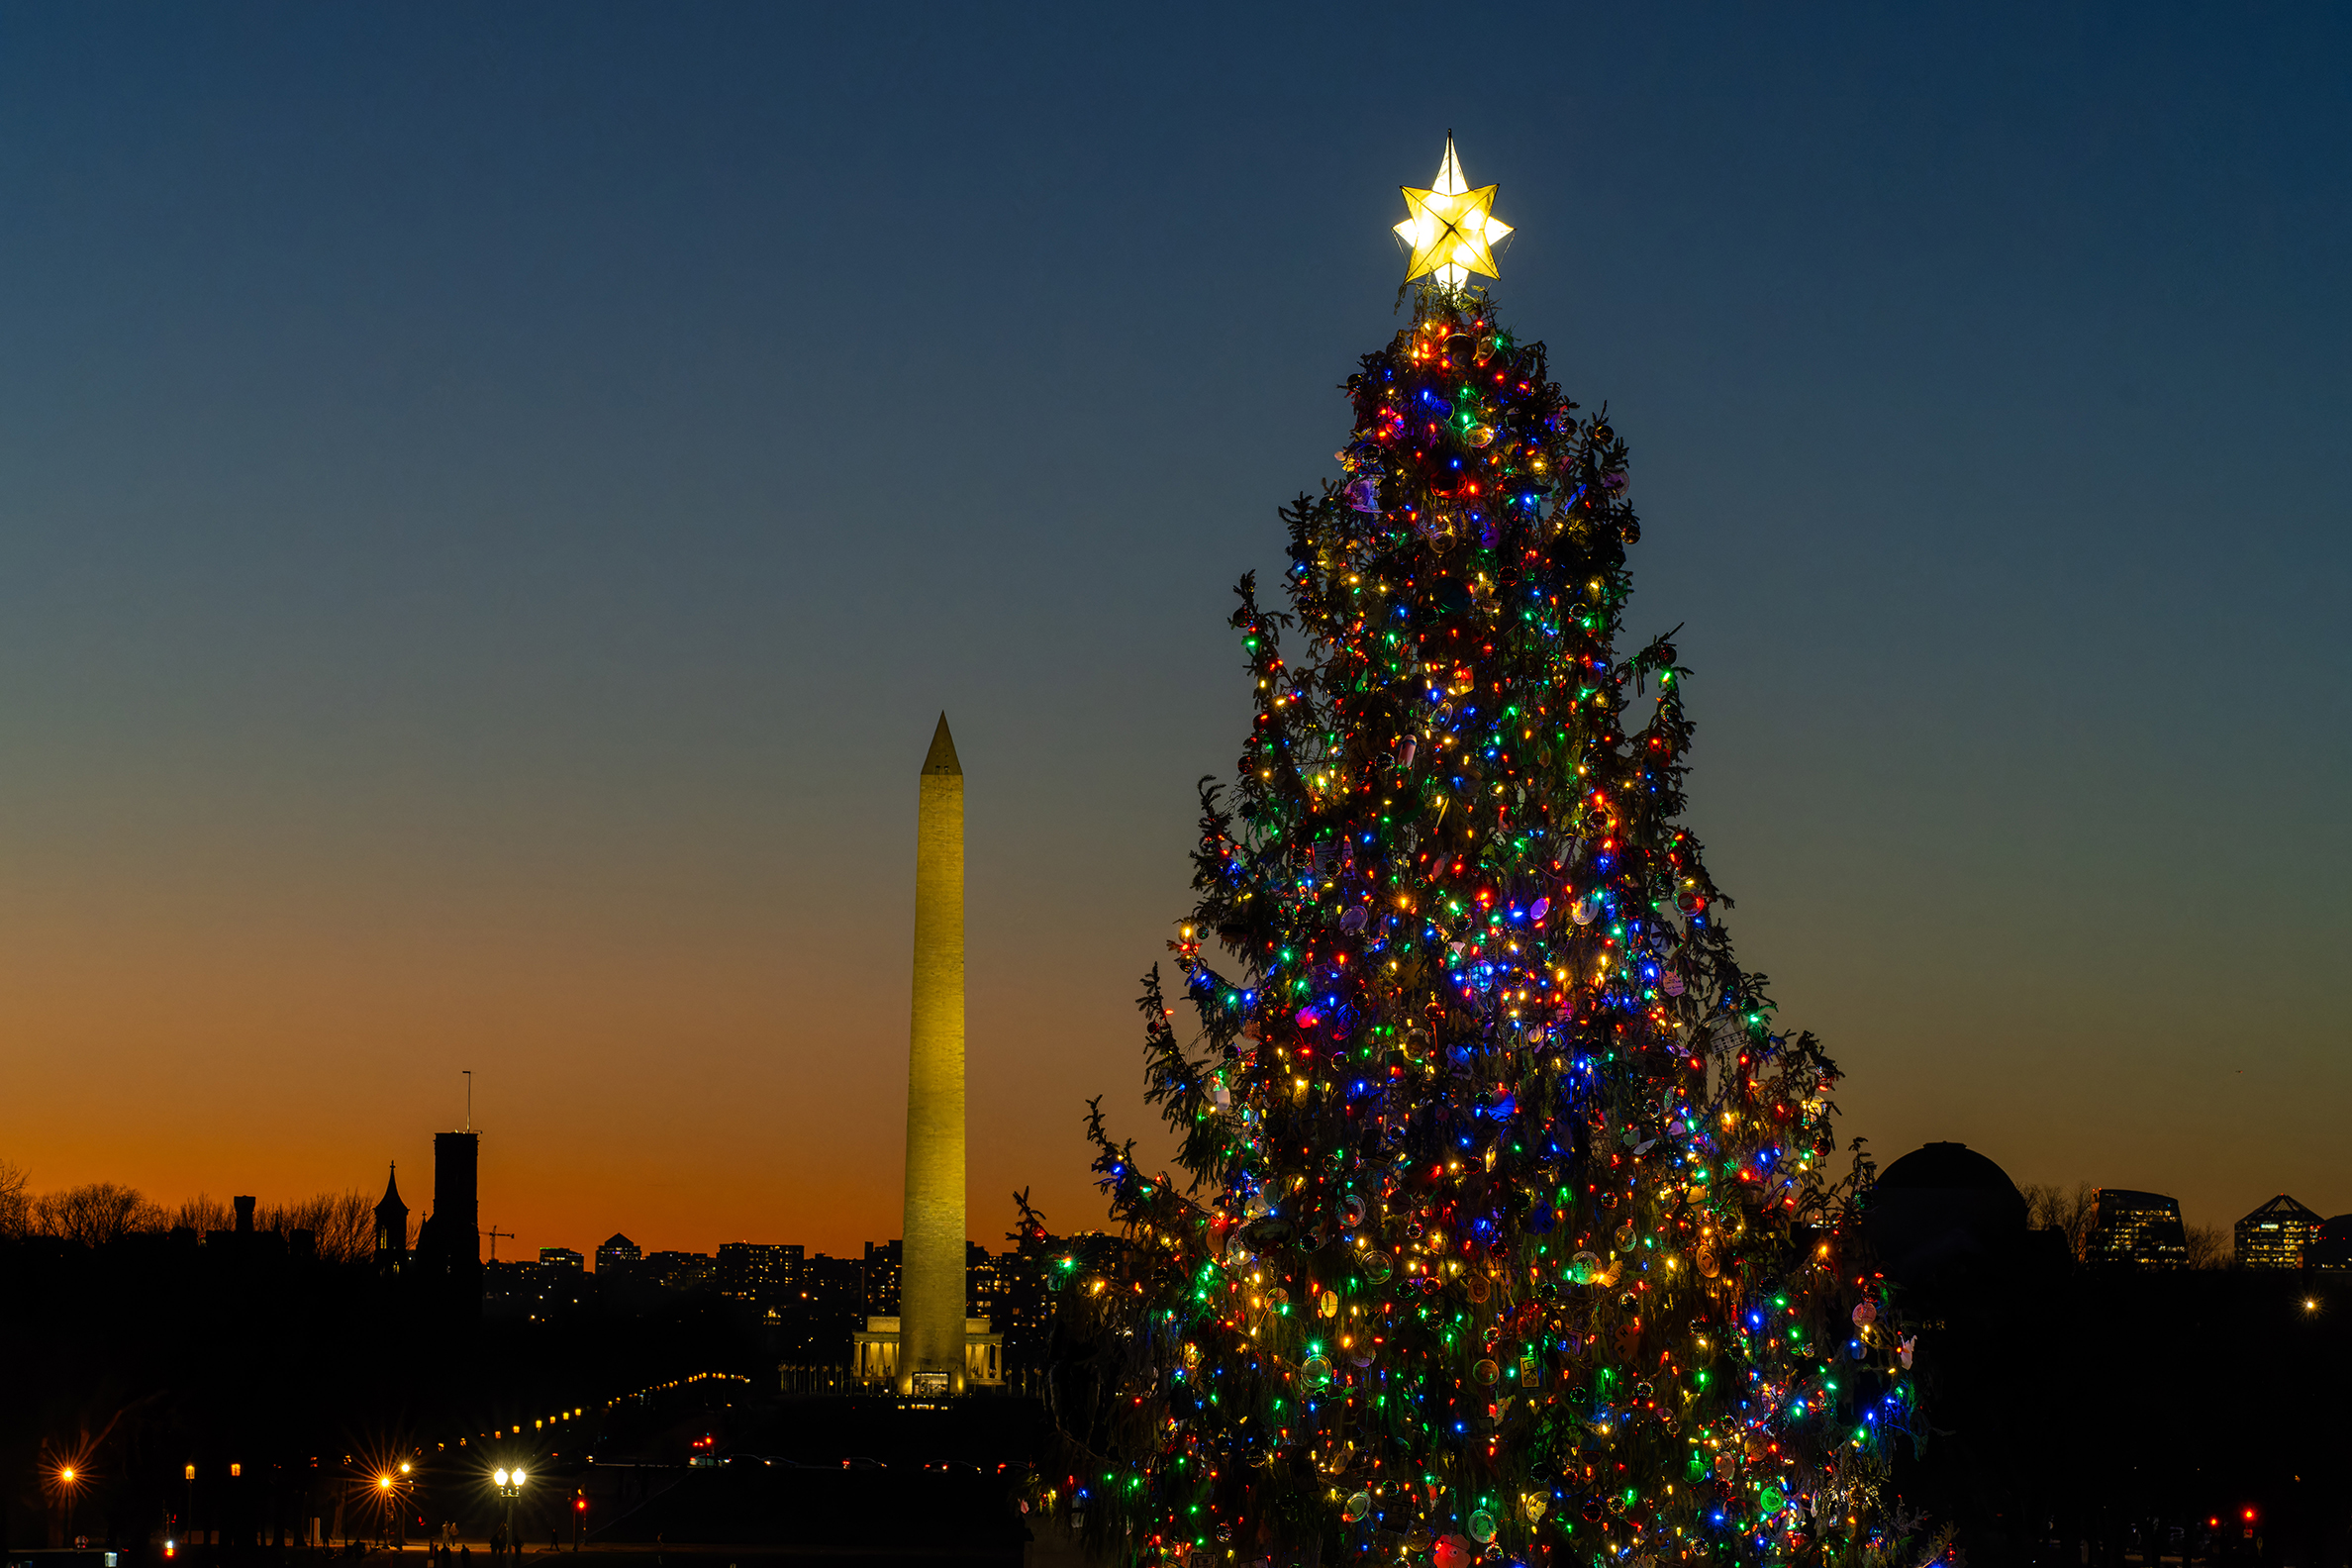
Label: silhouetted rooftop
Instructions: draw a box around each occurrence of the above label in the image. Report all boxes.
[1878,1141,2021,1198]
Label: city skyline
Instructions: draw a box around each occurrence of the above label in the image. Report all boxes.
[4,6,2348,1257]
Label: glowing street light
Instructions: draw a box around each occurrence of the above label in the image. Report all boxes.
[53,1464,84,1542]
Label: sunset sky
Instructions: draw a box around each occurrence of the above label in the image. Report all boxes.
[3,5,2346,1260]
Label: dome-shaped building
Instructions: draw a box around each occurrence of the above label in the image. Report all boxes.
[1863,1141,2034,1290]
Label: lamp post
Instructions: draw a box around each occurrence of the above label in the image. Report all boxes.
[493,1468,526,1554]
[58,1466,80,1545]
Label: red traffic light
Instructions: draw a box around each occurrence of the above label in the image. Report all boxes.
[2242,1508,2258,1522]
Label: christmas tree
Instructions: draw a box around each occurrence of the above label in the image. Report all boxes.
[1046,139,1922,1568]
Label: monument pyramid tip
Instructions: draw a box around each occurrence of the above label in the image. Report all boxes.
[922,712,962,776]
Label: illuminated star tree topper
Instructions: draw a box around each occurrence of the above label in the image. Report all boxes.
[1394,132,1514,290]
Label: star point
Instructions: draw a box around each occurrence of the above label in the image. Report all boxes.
[1394,133,1512,289]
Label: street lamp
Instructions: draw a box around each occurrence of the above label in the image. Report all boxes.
[58,1468,80,1542]
[493,1467,527,1555]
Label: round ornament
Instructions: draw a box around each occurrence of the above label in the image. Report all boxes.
[1759,1487,1786,1516]
[1520,1493,1547,1523]
[1319,1289,1340,1318]
[1468,1511,1498,1545]
[1568,1250,1602,1284]
[1571,897,1600,927]
[1340,1194,1368,1228]
[1363,1251,1394,1284]
[1851,1301,1877,1326]
[1344,1493,1372,1524]
[1529,897,1550,923]
[1695,1245,1719,1279]
[1300,1355,1333,1390]
[1472,1358,1500,1386]
[1465,1273,1492,1303]
[1467,424,1496,448]
[1264,1286,1288,1309]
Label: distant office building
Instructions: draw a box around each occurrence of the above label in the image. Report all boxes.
[718,1242,797,1304]
[373,1165,409,1278]
[863,1240,903,1317]
[642,1251,715,1294]
[994,1226,1058,1368]
[2307,1215,2352,1273]
[771,1253,866,1360]
[2091,1189,2189,1269]
[483,1258,536,1319]
[2236,1196,2321,1270]
[484,1255,593,1322]
[595,1233,640,1276]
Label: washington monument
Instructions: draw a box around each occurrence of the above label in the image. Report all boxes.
[899,713,967,1394]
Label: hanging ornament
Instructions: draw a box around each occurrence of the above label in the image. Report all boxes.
[1520,1493,1547,1523]
[1344,1493,1373,1524]
[1662,971,1685,997]
[1345,476,1381,513]
[1363,1251,1394,1284]
[1569,1250,1602,1284]
[1851,1301,1877,1327]
[1340,1194,1367,1228]
[1299,1355,1332,1390]
[1468,1511,1498,1545]
[1528,897,1550,924]
[1571,896,1599,926]
[1340,905,1369,932]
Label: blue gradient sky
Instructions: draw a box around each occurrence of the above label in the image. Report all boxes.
[2,4,2345,1257]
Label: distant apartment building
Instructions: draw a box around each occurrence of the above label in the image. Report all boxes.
[642,1250,715,1294]
[2235,1195,2321,1270]
[718,1242,800,1304]
[539,1246,585,1271]
[2307,1215,2352,1273]
[595,1233,640,1276]
[862,1240,903,1318]
[2091,1189,2189,1269]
